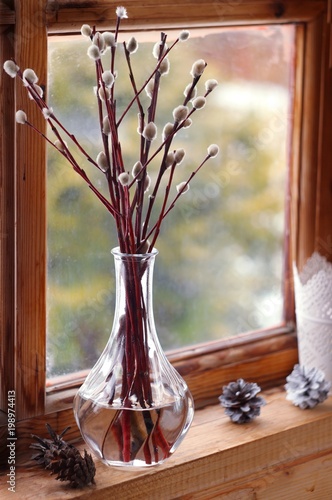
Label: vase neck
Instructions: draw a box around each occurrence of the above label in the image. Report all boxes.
[112,247,158,339]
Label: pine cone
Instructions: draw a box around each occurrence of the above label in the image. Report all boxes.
[47,448,96,489]
[219,379,266,424]
[30,424,96,488]
[30,424,73,467]
[285,364,331,409]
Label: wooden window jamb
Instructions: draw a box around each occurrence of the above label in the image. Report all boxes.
[0,5,15,416]
[0,0,47,424]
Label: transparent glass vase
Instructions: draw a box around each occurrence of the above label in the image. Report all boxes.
[73,247,194,467]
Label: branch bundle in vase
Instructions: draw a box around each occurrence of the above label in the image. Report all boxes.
[4,6,219,467]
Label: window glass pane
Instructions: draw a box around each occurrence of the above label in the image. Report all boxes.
[47,25,295,377]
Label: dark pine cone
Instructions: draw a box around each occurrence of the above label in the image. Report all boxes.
[219,379,266,424]
[30,424,96,488]
[30,423,73,467]
[285,364,331,409]
[48,448,96,489]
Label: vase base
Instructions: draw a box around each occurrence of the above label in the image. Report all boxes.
[74,394,194,467]
[98,458,167,469]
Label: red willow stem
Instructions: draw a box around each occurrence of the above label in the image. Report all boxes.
[148,33,167,124]
[121,410,131,463]
[148,162,176,251]
[122,42,148,247]
[18,72,102,172]
[24,118,119,218]
[134,35,167,245]
[124,257,171,463]
[134,112,191,244]
[142,154,213,250]
[116,36,181,128]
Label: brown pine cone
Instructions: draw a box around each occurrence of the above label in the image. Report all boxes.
[30,424,96,488]
[30,424,73,467]
[47,447,96,488]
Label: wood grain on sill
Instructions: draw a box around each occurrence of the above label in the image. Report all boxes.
[1,388,331,499]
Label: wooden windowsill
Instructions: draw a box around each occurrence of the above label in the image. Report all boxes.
[5,387,332,499]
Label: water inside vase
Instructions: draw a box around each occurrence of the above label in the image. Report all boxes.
[74,393,194,467]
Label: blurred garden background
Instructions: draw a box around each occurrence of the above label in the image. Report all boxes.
[46,25,295,377]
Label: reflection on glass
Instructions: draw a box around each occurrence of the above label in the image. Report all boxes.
[47,25,295,377]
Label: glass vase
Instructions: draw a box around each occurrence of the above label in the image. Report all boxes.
[73,247,194,467]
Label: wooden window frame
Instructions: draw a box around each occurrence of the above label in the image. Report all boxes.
[0,0,331,465]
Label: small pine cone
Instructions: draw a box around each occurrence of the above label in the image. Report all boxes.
[285,364,331,409]
[219,379,266,424]
[30,424,96,488]
[47,448,96,488]
[30,424,73,467]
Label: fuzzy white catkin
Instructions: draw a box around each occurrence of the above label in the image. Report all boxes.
[81,24,92,37]
[183,84,197,100]
[142,122,157,141]
[93,32,106,52]
[28,84,43,100]
[126,36,138,54]
[176,181,190,194]
[98,87,110,102]
[145,79,155,99]
[96,151,108,171]
[102,71,115,88]
[152,41,167,59]
[144,175,151,192]
[174,149,185,164]
[173,105,189,122]
[182,118,192,129]
[132,161,144,179]
[22,68,38,85]
[137,114,143,135]
[190,59,206,78]
[205,79,218,92]
[162,122,174,142]
[103,32,117,48]
[102,116,111,135]
[87,45,100,60]
[34,85,43,97]
[54,140,67,152]
[207,144,219,157]
[192,96,206,109]
[165,152,175,168]
[179,30,190,41]
[118,172,130,186]
[116,6,128,18]
[15,110,27,124]
[159,58,170,75]
[42,107,53,119]
[3,60,19,78]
